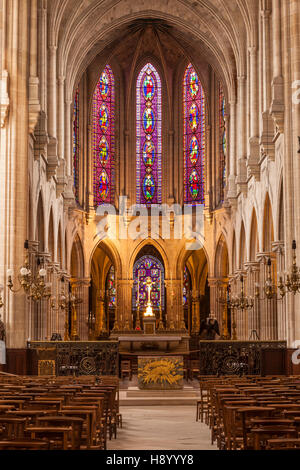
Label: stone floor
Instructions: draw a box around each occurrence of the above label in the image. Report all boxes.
[107,406,217,450]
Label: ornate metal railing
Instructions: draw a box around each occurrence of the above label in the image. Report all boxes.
[199,340,287,376]
[27,341,119,376]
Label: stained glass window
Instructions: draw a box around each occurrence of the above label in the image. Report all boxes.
[183,64,206,204]
[73,87,80,203]
[92,65,115,206]
[183,266,190,306]
[133,255,164,311]
[136,63,162,206]
[107,266,116,307]
[219,83,227,203]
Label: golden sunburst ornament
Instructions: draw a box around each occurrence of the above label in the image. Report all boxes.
[138,357,183,389]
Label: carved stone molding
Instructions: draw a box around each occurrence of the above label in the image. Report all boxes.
[28,76,41,134]
[47,137,59,180]
[0,70,10,128]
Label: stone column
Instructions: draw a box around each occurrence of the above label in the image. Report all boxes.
[48,45,57,139]
[227,99,237,200]
[165,280,176,330]
[290,0,300,345]
[191,289,200,334]
[116,280,132,331]
[270,0,284,132]
[57,76,65,160]
[168,130,174,201]
[236,76,247,194]
[272,241,286,340]
[248,47,260,179]
[245,262,261,339]
[257,253,278,340]
[3,0,30,348]
[95,288,105,337]
[207,278,218,322]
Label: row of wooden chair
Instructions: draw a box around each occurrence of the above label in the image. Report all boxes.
[0,374,122,450]
[196,375,300,450]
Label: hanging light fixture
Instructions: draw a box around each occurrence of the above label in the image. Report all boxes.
[278,240,300,297]
[7,240,52,301]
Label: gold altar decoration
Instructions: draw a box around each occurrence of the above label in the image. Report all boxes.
[138,356,184,390]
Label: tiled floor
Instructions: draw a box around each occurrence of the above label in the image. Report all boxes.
[107,406,217,450]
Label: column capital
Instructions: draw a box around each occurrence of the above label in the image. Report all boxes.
[244,261,260,272]
[49,44,57,53]
[272,240,285,254]
[256,252,276,263]
[248,46,258,55]
[260,9,271,19]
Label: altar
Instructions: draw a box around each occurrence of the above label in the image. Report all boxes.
[116,335,190,353]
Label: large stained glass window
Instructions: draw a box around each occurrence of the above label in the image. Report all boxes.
[92,65,115,206]
[133,255,165,311]
[73,87,80,203]
[219,83,227,203]
[136,63,162,206]
[183,64,206,205]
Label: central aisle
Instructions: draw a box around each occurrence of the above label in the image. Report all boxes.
[107,406,217,450]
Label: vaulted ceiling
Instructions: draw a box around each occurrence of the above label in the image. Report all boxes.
[48,0,260,102]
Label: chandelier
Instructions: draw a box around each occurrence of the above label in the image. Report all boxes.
[7,241,52,302]
[229,275,254,311]
[255,257,278,300]
[278,240,300,297]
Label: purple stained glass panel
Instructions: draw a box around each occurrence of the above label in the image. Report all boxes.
[136,63,162,206]
[183,64,205,205]
[93,65,115,206]
[133,255,165,310]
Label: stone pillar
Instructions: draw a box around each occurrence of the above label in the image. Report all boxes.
[191,289,200,334]
[165,280,176,330]
[57,76,65,160]
[261,9,271,112]
[248,47,260,179]
[227,100,237,200]
[48,45,57,139]
[95,288,105,337]
[257,253,278,340]
[234,271,248,341]
[270,0,284,132]
[236,76,247,193]
[207,278,219,323]
[272,241,286,340]
[245,262,261,339]
[290,0,300,345]
[116,280,132,331]
[3,0,30,348]
[168,130,174,201]
[63,99,71,176]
